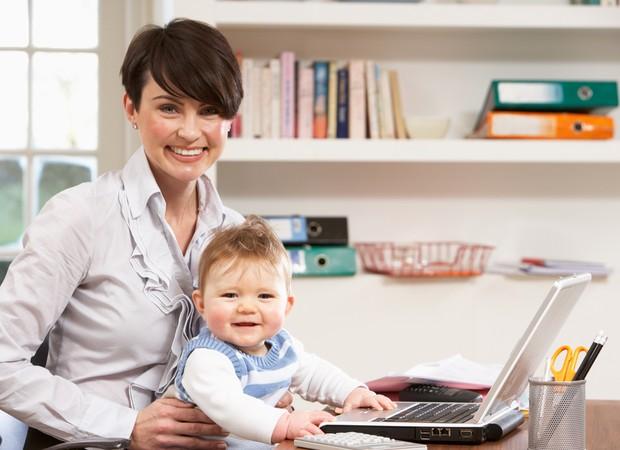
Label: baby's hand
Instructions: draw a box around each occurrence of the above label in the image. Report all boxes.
[343,387,397,413]
[279,410,334,441]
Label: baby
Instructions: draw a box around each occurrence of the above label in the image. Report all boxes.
[172,215,394,444]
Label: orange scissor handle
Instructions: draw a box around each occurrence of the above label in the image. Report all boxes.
[551,345,572,381]
[551,345,589,381]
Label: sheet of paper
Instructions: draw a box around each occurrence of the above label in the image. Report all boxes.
[403,354,502,389]
[366,354,502,392]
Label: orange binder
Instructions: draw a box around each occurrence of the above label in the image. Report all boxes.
[471,111,614,139]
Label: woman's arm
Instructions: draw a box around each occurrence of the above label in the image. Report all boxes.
[0,189,138,441]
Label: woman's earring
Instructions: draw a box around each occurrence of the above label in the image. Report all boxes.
[132,122,138,130]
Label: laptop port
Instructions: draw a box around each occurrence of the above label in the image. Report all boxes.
[460,429,473,438]
[418,430,431,440]
[431,428,451,437]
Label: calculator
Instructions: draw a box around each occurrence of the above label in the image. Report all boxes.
[293,432,427,449]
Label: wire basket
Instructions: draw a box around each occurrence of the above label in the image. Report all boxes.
[355,241,494,277]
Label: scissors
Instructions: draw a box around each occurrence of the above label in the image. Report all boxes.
[550,344,588,381]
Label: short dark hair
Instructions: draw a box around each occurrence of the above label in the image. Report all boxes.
[120,18,242,119]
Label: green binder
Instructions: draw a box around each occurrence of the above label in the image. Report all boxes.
[474,79,618,131]
[287,246,356,277]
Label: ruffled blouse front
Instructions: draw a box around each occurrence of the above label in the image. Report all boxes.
[0,148,243,441]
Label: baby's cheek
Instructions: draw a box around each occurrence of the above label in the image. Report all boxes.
[204,306,232,330]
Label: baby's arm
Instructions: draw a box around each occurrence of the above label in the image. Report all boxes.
[182,349,288,444]
[289,337,395,411]
[342,387,396,412]
[272,410,335,442]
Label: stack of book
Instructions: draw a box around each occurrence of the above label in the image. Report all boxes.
[262,215,356,277]
[470,80,618,139]
[232,53,408,140]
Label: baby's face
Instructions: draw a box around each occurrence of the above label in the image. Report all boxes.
[198,258,293,356]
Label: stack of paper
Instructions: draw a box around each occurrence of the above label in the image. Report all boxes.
[366,354,502,392]
[489,258,611,277]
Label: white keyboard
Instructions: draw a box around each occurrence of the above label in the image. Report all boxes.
[293,432,427,450]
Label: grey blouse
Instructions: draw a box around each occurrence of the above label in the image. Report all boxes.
[0,148,243,441]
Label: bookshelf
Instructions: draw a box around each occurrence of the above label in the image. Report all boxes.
[177,1,620,30]
[174,0,619,164]
[168,0,620,401]
[222,139,620,163]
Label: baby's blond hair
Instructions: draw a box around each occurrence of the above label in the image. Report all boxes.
[198,215,292,294]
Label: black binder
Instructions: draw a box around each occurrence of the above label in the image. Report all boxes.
[263,215,348,246]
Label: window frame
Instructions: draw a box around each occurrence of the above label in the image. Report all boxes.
[0,0,128,260]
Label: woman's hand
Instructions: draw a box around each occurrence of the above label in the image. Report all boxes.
[129,398,229,449]
[342,387,396,413]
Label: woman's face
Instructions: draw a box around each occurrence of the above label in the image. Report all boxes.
[123,75,231,187]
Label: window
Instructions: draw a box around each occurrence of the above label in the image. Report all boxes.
[0,0,103,260]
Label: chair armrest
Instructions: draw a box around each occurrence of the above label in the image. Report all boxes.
[44,438,130,449]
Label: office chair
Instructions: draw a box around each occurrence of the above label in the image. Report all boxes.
[0,335,130,450]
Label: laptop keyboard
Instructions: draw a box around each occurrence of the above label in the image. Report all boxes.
[376,402,479,424]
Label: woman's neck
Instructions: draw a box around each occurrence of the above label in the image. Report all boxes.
[161,182,197,222]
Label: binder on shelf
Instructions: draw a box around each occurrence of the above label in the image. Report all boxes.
[263,215,349,246]
[288,246,357,277]
[474,79,619,131]
[471,111,614,139]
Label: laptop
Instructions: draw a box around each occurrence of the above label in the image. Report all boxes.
[321,273,591,444]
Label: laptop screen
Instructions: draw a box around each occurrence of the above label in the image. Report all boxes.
[475,273,590,421]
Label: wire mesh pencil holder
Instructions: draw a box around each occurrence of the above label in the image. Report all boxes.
[528,377,586,450]
[355,241,494,277]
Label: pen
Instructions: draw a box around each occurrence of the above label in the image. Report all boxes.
[573,331,607,381]
[540,331,608,447]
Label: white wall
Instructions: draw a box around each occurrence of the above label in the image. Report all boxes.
[217,162,619,400]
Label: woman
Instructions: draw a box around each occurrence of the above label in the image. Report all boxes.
[0,18,287,450]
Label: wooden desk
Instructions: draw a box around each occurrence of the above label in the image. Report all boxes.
[278,400,619,449]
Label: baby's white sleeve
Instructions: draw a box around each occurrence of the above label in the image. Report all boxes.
[289,337,364,406]
[182,348,287,444]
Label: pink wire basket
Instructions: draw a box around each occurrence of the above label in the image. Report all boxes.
[355,241,494,277]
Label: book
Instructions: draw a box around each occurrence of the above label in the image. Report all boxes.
[269,58,281,139]
[260,65,272,138]
[336,67,349,139]
[389,70,407,139]
[230,52,244,138]
[313,61,329,139]
[378,68,395,139]
[471,111,614,139]
[348,60,367,139]
[251,65,263,138]
[296,64,314,139]
[240,57,254,139]
[365,60,380,140]
[280,51,296,138]
[474,79,619,131]
[327,61,339,139]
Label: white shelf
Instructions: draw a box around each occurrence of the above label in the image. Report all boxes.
[175,1,620,31]
[220,139,620,163]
